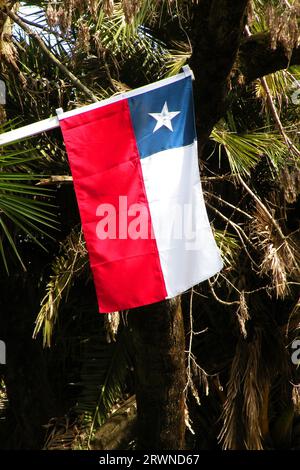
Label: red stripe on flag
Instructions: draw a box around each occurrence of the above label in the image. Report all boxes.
[59,99,167,312]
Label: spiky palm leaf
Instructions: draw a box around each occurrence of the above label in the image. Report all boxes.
[0,122,58,272]
[76,328,133,438]
[212,124,287,175]
[1,0,300,452]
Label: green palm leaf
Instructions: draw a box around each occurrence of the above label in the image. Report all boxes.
[212,125,287,175]
[0,122,59,272]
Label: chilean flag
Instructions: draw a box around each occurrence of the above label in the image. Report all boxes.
[58,70,223,313]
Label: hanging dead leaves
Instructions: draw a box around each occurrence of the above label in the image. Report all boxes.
[0,3,17,69]
[46,0,142,28]
[266,2,300,59]
[103,0,141,23]
[252,202,300,299]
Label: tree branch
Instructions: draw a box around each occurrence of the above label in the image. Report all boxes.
[36,175,73,186]
[244,26,300,158]
[3,8,98,103]
[239,32,300,82]
[190,0,250,147]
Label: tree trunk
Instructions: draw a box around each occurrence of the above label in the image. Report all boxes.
[190,0,249,143]
[129,297,186,450]
[127,4,250,450]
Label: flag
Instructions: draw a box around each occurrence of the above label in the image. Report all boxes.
[58,70,223,313]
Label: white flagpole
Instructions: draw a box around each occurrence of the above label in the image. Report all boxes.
[0,116,60,146]
[0,66,194,146]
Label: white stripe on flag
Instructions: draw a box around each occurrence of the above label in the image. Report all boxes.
[141,141,223,298]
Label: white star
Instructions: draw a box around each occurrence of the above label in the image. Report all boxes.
[148,102,180,133]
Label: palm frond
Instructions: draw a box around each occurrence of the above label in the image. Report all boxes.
[164,40,191,77]
[251,202,300,298]
[218,330,267,450]
[0,124,59,272]
[75,327,133,446]
[254,69,296,109]
[214,229,240,268]
[33,228,89,346]
[212,125,287,175]
[0,379,8,422]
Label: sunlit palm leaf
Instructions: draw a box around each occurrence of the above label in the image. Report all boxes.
[212,125,287,175]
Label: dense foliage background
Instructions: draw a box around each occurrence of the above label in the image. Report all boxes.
[0,0,299,450]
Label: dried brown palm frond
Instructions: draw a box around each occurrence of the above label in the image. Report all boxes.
[46,0,98,32]
[121,0,142,23]
[266,2,300,59]
[46,0,188,32]
[251,202,300,298]
[280,163,300,204]
[0,3,24,82]
[218,337,249,449]
[88,0,99,17]
[103,0,115,17]
[46,0,140,28]
[76,19,91,54]
[104,312,121,343]
[242,330,267,450]
[43,415,80,450]
[292,385,300,414]
[110,79,132,93]
[0,378,8,421]
[46,2,72,34]
[219,329,269,450]
[102,0,189,22]
[45,2,59,28]
[0,17,16,65]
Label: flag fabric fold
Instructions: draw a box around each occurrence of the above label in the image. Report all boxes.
[58,71,223,313]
